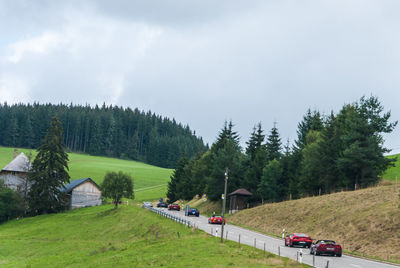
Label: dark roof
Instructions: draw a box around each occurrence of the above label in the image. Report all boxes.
[62,178,100,193]
[229,188,252,196]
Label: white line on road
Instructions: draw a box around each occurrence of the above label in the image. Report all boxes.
[350,264,362,268]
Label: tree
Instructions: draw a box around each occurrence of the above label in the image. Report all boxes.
[243,123,267,200]
[101,171,134,209]
[206,121,244,201]
[28,115,70,215]
[0,180,24,223]
[167,155,188,203]
[266,122,282,162]
[337,96,397,189]
[258,159,282,203]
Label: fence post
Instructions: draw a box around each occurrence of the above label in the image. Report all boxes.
[278,246,280,257]
[239,234,241,247]
[313,252,315,267]
[264,242,266,257]
[254,238,256,249]
[326,260,329,268]
[226,231,228,240]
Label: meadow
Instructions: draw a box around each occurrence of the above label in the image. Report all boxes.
[383,153,400,181]
[0,147,172,201]
[0,204,303,267]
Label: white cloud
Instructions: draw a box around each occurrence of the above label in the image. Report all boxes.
[7,32,65,63]
[0,74,31,103]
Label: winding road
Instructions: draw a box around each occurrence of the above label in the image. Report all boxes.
[153,207,399,268]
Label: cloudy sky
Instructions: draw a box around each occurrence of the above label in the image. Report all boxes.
[1,0,400,152]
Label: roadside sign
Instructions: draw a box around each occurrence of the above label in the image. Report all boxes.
[221,194,225,200]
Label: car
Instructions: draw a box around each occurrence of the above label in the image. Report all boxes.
[157,202,168,208]
[168,204,180,211]
[185,208,200,217]
[310,240,342,257]
[142,202,153,208]
[208,215,226,224]
[284,233,312,248]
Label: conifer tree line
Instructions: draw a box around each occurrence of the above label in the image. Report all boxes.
[0,103,207,168]
[167,96,397,204]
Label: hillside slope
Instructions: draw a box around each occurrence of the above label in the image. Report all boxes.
[0,205,301,267]
[229,183,400,262]
[0,147,172,201]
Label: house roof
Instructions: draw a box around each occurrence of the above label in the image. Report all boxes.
[2,153,31,173]
[229,188,252,196]
[62,178,100,193]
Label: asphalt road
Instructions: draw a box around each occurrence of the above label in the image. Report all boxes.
[154,207,399,268]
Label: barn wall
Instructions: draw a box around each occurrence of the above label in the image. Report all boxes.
[0,172,29,192]
[70,181,102,209]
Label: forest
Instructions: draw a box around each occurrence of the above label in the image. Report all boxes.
[0,103,207,168]
[167,96,397,204]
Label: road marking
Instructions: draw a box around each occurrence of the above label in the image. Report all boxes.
[350,264,362,268]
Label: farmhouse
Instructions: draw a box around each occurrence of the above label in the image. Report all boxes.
[0,150,31,193]
[62,178,102,209]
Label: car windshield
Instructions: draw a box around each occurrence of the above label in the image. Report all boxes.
[319,240,335,245]
[296,234,308,237]
[213,216,221,218]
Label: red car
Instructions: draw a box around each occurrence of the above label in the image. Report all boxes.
[310,240,342,257]
[285,233,312,248]
[208,215,226,224]
[168,204,180,211]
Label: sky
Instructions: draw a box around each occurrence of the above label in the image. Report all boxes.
[1,0,400,153]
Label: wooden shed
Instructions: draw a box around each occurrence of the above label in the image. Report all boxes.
[229,188,252,214]
[0,151,31,193]
[62,178,102,209]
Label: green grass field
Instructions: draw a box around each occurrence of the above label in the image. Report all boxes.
[383,153,400,181]
[0,204,302,267]
[0,147,172,201]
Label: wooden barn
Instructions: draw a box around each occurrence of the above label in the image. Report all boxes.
[0,150,31,193]
[62,178,102,209]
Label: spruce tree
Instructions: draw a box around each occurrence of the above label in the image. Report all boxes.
[28,115,70,215]
[243,123,266,200]
[166,156,188,203]
[266,122,282,162]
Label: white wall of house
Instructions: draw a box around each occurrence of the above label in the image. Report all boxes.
[70,181,102,209]
[0,172,29,192]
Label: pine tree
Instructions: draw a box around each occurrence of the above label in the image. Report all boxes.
[27,115,70,215]
[243,123,266,200]
[166,156,188,203]
[206,121,243,201]
[266,122,282,162]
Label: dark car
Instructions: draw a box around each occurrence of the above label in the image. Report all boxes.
[185,208,200,217]
[310,240,342,257]
[208,215,226,224]
[157,202,168,208]
[168,204,180,211]
[285,233,312,248]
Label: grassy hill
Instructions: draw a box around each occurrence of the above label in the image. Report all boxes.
[228,182,400,263]
[0,204,303,267]
[383,153,400,181]
[0,147,172,201]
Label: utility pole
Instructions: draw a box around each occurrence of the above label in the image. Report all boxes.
[221,168,228,243]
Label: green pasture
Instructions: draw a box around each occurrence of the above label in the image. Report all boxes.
[382,153,400,181]
[0,205,301,267]
[0,147,172,201]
